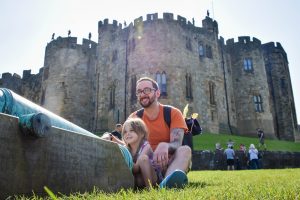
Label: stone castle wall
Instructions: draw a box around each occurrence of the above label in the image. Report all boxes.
[226,37,275,137]
[42,37,97,130]
[0,13,298,140]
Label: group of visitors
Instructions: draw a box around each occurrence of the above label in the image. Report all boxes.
[101,77,191,189]
[222,134,265,170]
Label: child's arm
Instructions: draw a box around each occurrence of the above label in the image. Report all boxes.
[139,143,153,157]
[132,143,153,174]
[101,132,125,145]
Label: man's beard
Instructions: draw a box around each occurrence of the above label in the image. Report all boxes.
[139,95,155,108]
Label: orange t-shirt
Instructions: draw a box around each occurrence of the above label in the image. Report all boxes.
[129,104,188,150]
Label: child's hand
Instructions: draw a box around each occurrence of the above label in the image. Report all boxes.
[101,132,112,141]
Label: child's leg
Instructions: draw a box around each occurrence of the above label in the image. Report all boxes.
[136,155,158,188]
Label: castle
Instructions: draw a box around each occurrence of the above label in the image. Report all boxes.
[0,13,298,141]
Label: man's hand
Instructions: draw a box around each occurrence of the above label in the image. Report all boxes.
[153,128,184,171]
[153,142,169,171]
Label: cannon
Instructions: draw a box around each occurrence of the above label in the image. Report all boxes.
[0,88,98,138]
[0,88,134,198]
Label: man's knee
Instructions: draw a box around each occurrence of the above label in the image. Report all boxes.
[178,145,192,158]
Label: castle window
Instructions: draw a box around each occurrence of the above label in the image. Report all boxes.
[112,50,118,62]
[211,111,215,121]
[206,45,212,58]
[280,78,286,89]
[161,71,167,96]
[186,73,193,100]
[128,38,136,53]
[198,43,205,56]
[156,71,167,97]
[243,58,253,72]
[280,78,287,95]
[186,37,192,51]
[41,89,46,105]
[109,85,116,109]
[209,81,216,105]
[253,95,263,112]
[131,75,137,101]
[156,71,161,90]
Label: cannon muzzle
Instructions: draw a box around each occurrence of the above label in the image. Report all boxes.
[0,88,99,138]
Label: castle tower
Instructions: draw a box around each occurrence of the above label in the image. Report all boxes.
[96,13,235,134]
[95,19,127,132]
[225,37,275,137]
[41,36,97,130]
[262,42,298,141]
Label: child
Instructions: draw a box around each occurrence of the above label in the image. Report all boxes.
[121,118,161,189]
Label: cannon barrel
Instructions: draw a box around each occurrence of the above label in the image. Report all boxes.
[0,88,99,139]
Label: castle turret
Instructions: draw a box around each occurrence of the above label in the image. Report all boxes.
[95,19,127,131]
[225,36,275,137]
[262,42,298,141]
[42,36,97,131]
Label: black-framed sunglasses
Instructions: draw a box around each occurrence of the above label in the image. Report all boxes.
[136,87,156,96]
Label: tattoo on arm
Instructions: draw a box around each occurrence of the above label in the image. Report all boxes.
[168,128,184,153]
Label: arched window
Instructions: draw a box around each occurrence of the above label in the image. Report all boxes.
[253,95,263,112]
[199,43,204,56]
[156,71,167,97]
[206,45,212,58]
[131,75,137,101]
[109,85,115,109]
[161,71,167,96]
[209,81,216,105]
[244,58,253,72]
[156,71,162,90]
[186,73,193,100]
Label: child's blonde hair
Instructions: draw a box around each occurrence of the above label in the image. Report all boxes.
[122,118,149,141]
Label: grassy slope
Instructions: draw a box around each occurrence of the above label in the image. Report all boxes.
[193,133,300,152]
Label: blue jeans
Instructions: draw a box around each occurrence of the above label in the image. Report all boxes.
[250,159,259,169]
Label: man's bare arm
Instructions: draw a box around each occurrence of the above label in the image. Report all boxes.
[168,128,184,154]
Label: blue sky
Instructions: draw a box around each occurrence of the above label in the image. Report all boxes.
[0,0,299,122]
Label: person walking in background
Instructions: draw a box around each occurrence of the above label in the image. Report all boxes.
[248,144,259,169]
[227,139,235,148]
[224,145,235,170]
[111,123,123,140]
[256,128,267,150]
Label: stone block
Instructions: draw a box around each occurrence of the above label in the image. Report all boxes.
[0,113,134,198]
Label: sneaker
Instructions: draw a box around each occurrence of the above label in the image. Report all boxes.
[159,169,188,189]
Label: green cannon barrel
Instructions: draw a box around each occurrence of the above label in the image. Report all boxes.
[0,88,99,139]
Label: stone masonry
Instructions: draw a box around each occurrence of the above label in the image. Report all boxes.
[0,13,298,141]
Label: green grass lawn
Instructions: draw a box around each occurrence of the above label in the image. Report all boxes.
[17,168,300,200]
[193,133,300,152]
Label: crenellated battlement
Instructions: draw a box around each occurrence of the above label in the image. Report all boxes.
[98,18,123,30]
[226,36,262,49]
[46,36,97,54]
[98,12,218,35]
[131,12,196,28]
[262,42,287,60]
[1,72,21,80]
[262,42,285,52]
